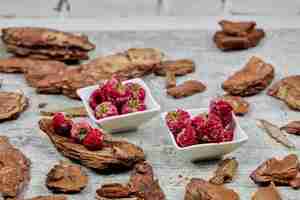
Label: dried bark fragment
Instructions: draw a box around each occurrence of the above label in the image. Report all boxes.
[96,162,165,200]
[219,20,257,36]
[268,75,300,110]
[0,91,28,122]
[167,80,206,98]
[222,56,274,96]
[281,121,300,135]
[250,154,299,186]
[154,59,195,76]
[251,183,282,200]
[39,118,145,172]
[46,161,88,193]
[219,95,250,115]
[26,195,67,200]
[214,20,265,51]
[2,27,95,61]
[257,119,295,149]
[40,106,87,117]
[0,136,31,200]
[184,178,239,200]
[165,71,176,89]
[209,158,239,185]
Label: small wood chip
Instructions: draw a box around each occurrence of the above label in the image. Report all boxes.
[166,71,176,89]
[281,121,300,135]
[209,158,238,185]
[167,80,206,99]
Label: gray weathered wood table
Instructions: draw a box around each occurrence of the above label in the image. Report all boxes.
[0,29,300,200]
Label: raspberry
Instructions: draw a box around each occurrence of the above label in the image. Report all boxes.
[125,83,146,102]
[191,114,207,140]
[209,99,233,127]
[176,123,198,147]
[121,98,146,114]
[89,87,106,110]
[222,129,234,142]
[165,109,191,135]
[104,76,131,107]
[202,113,224,143]
[52,113,73,137]
[70,121,92,143]
[82,128,104,150]
[95,101,119,119]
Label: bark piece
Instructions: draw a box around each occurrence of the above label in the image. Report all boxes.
[40,106,87,117]
[209,158,239,185]
[184,178,239,200]
[214,20,265,51]
[250,154,299,186]
[2,27,95,61]
[0,136,31,199]
[96,162,165,200]
[268,75,300,110]
[219,20,256,36]
[0,91,28,122]
[219,95,250,115]
[38,118,145,172]
[167,80,206,98]
[281,121,300,135]
[165,71,176,89]
[251,183,282,200]
[154,59,195,76]
[26,196,67,200]
[222,56,274,96]
[257,119,295,149]
[46,161,88,193]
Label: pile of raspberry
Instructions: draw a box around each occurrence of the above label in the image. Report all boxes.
[89,76,147,119]
[52,112,104,150]
[165,99,235,148]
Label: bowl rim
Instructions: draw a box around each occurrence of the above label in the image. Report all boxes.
[77,78,161,123]
[161,108,249,150]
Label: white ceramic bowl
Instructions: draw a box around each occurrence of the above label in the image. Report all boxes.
[161,108,248,161]
[77,78,161,133]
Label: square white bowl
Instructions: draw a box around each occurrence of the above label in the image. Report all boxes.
[77,78,161,133]
[161,108,248,161]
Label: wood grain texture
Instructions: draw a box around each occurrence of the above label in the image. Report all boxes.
[0,29,299,200]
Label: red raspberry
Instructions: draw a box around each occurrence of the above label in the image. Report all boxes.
[89,87,106,110]
[176,123,198,147]
[52,113,73,137]
[209,99,233,127]
[222,129,234,142]
[95,101,119,119]
[82,128,104,150]
[165,109,191,135]
[121,98,146,114]
[202,113,224,143]
[104,76,131,106]
[125,83,146,102]
[191,114,207,140]
[70,121,92,143]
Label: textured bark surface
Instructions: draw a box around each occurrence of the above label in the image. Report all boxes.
[222,56,274,96]
[167,80,206,98]
[209,158,239,185]
[39,118,145,172]
[0,136,31,200]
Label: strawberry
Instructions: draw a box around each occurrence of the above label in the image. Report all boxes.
[52,112,73,137]
[176,123,198,147]
[70,121,92,143]
[191,114,207,140]
[125,82,146,102]
[209,99,233,127]
[121,98,146,114]
[82,128,104,150]
[95,102,119,119]
[104,76,131,106]
[89,87,106,110]
[165,109,191,135]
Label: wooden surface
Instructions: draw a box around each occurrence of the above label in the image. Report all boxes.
[0,29,300,200]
